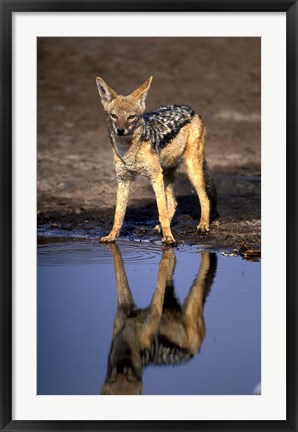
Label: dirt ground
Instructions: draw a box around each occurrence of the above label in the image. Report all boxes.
[37,37,261,250]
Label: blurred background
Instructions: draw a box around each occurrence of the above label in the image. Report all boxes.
[37,37,261,246]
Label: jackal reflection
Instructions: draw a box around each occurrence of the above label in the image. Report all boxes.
[101,245,217,395]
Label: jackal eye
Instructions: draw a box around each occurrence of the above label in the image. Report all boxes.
[127,114,136,120]
[110,113,118,120]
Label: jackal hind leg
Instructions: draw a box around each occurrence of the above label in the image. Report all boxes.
[181,252,212,354]
[184,139,211,233]
[154,168,177,235]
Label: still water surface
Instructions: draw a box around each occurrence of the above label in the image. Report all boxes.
[37,238,261,395]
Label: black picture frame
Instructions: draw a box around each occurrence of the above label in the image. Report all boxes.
[0,1,297,431]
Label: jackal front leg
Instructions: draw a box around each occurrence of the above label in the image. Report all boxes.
[101,178,131,243]
[151,173,176,245]
[109,244,135,336]
[154,168,177,235]
[137,248,170,350]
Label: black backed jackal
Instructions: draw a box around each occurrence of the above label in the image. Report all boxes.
[96,76,217,245]
[100,245,217,395]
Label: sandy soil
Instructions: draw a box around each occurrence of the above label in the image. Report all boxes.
[37,37,261,250]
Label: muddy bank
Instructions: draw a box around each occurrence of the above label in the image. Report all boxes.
[37,37,261,250]
[37,163,261,249]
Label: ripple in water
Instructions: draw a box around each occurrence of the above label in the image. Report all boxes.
[37,238,165,266]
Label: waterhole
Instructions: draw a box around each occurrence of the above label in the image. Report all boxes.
[37,238,261,395]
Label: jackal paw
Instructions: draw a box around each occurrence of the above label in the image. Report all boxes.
[153,224,162,234]
[100,234,117,243]
[162,235,177,246]
[197,222,210,233]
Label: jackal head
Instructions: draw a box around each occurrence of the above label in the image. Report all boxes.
[100,336,144,395]
[96,76,153,137]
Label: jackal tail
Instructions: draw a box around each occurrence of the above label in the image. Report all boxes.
[203,158,218,218]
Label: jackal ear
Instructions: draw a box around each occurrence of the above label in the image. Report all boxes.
[96,77,118,107]
[130,76,153,108]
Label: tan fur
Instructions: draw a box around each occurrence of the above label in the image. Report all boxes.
[101,244,216,395]
[96,76,213,245]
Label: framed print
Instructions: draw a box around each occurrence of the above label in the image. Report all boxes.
[0,0,297,431]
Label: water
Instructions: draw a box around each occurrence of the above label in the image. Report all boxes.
[37,238,261,396]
